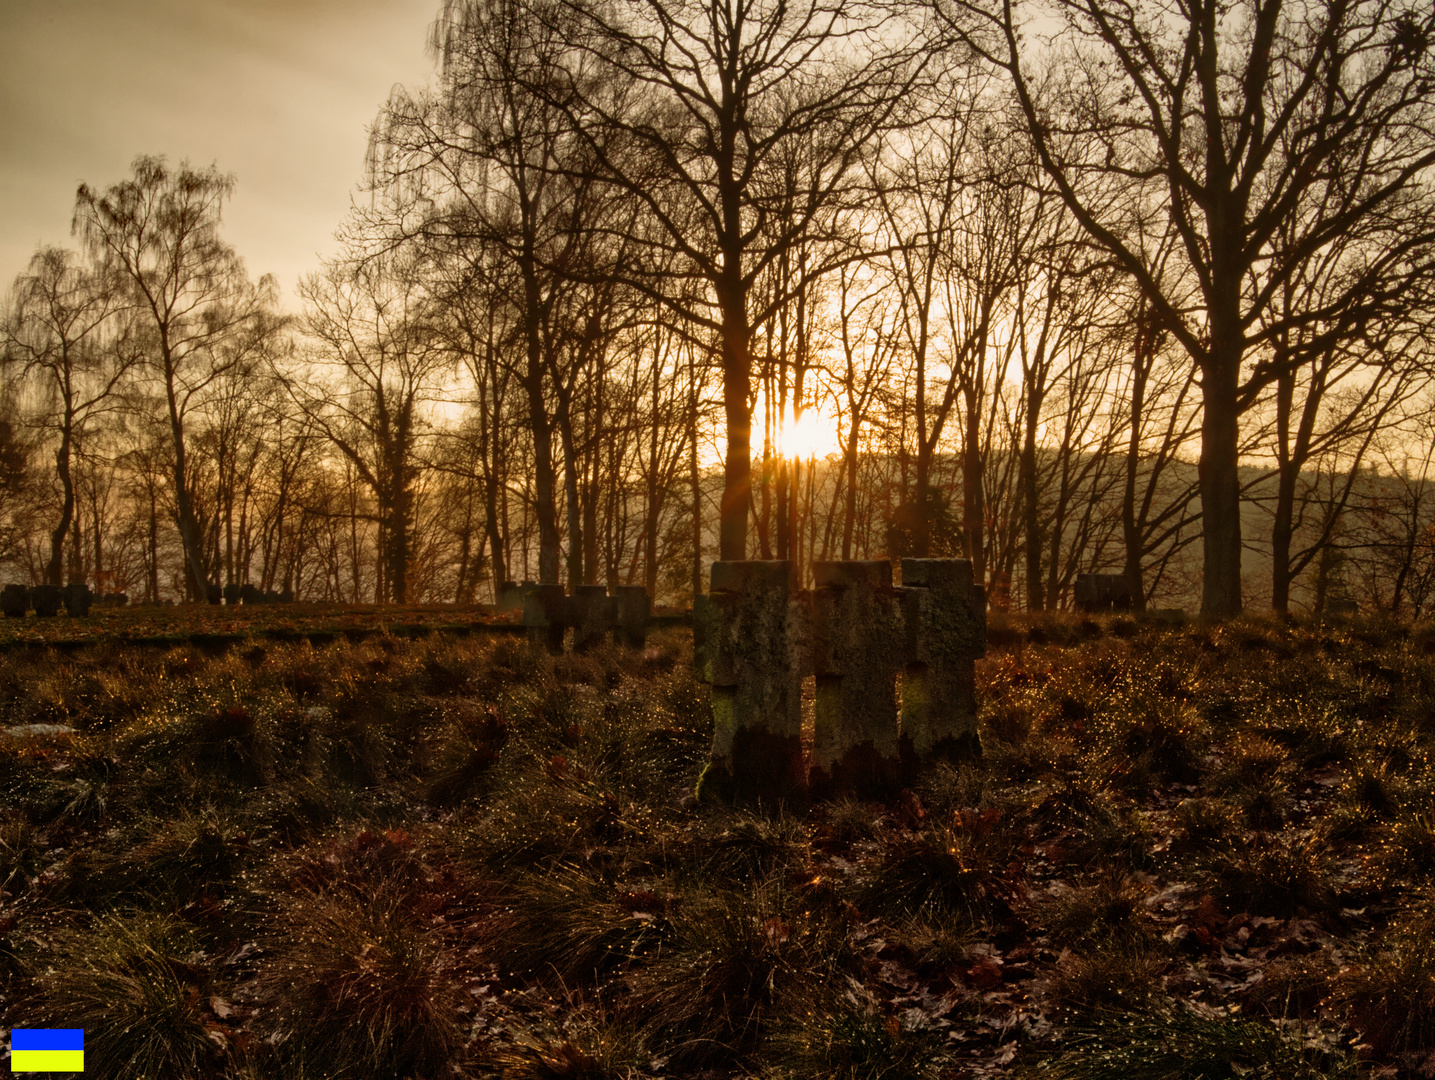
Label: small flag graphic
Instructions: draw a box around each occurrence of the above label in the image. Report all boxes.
[10,1028,84,1072]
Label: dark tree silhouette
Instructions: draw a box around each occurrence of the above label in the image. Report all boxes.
[537,0,931,562]
[3,247,133,585]
[74,157,277,601]
[945,0,1435,615]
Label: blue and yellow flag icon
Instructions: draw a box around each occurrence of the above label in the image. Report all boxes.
[10,1028,84,1072]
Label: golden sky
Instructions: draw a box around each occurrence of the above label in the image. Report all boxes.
[0,0,437,305]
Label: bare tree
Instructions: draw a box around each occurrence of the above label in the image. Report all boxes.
[871,80,986,561]
[430,248,522,600]
[947,0,1435,615]
[374,0,641,586]
[1354,401,1435,617]
[1259,207,1434,614]
[832,264,901,561]
[2,247,135,585]
[291,252,451,604]
[536,0,930,562]
[74,157,278,600]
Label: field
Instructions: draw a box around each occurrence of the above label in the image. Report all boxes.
[1,609,1433,1078]
[0,603,525,651]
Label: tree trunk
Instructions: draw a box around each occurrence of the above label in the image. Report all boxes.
[91,503,103,595]
[485,474,506,602]
[582,475,599,587]
[557,390,583,591]
[163,352,208,601]
[963,390,984,585]
[520,258,560,584]
[583,384,601,586]
[1122,344,1149,613]
[1198,346,1243,618]
[842,425,858,561]
[1270,369,1297,616]
[689,345,704,601]
[147,485,160,603]
[718,278,752,562]
[1021,383,1043,611]
[47,428,74,586]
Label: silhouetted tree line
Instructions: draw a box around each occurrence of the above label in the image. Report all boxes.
[4,0,1435,616]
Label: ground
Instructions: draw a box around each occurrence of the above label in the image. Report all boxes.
[0,608,1432,1078]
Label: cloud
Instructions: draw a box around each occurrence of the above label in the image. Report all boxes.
[0,0,436,304]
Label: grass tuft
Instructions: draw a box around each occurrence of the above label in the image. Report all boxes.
[1021,1005,1360,1079]
[762,987,949,1079]
[1202,835,1337,918]
[12,912,231,1079]
[253,887,463,1078]
[495,863,672,984]
[1333,901,1435,1059]
[1044,939,1167,1014]
[857,818,1019,924]
[490,1012,657,1080]
[1041,875,1157,948]
[626,879,852,1067]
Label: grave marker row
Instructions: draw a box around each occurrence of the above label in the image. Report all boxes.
[694,558,985,802]
[504,582,654,652]
[1,583,94,617]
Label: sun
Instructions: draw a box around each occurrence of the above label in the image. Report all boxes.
[777,404,843,460]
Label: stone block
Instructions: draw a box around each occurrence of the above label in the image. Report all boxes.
[1074,572,1132,612]
[696,561,804,802]
[899,657,979,766]
[205,583,222,605]
[899,558,985,662]
[709,559,794,595]
[1,584,27,618]
[223,583,242,605]
[898,558,983,770]
[692,593,725,683]
[900,557,972,590]
[63,583,92,617]
[614,585,651,648]
[495,581,532,614]
[809,561,903,797]
[571,584,616,653]
[30,584,63,617]
[523,583,568,654]
[812,559,892,590]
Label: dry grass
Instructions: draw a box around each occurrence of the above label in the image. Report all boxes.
[0,615,1432,1076]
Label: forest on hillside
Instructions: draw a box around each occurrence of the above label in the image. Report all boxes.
[3,0,1434,617]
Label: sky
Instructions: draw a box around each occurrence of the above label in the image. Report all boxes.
[0,0,438,307]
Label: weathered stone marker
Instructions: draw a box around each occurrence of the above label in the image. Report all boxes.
[898,558,985,768]
[1074,572,1132,612]
[1,584,27,618]
[694,561,807,803]
[523,583,568,654]
[570,584,616,653]
[614,585,652,649]
[810,560,903,797]
[496,581,534,614]
[30,584,63,617]
[63,583,93,617]
[517,583,658,652]
[694,557,985,802]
